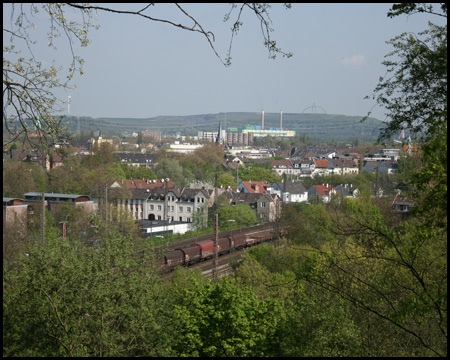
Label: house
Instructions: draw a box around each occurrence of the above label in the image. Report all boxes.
[23,192,93,215]
[115,153,158,168]
[50,153,64,169]
[270,159,293,176]
[10,149,50,170]
[307,184,339,203]
[290,159,316,178]
[335,184,359,198]
[86,134,115,151]
[228,192,281,222]
[111,178,174,190]
[290,148,315,159]
[330,158,359,176]
[363,160,398,175]
[237,181,271,194]
[313,159,333,177]
[378,148,400,160]
[112,186,213,224]
[3,197,28,230]
[271,180,308,203]
[391,193,413,214]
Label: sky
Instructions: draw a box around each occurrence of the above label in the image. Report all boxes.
[3,3,446,121]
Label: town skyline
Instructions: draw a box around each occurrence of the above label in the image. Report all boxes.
[3,3,445,122]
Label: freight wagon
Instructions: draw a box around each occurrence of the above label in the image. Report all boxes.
[163,227,279,269]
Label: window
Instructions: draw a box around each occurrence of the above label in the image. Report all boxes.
[157,205,162,211]
[187,207,191,213]
[261,202,266,208]
[179,206,183,212]
[150,204,154,210]
[157,215,161,220]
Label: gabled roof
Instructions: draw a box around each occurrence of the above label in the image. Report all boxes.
[309,185,338,197]
[270,159,292,168]
[24,192,90,201]
[115,152,157,164]
[238,181,271,194]
[331,158,358,168]
[230,191,276,204]
[273,181,307,194]
[313,159,329,168]
[113,178,174,190]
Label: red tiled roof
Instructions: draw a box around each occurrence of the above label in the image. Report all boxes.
[240,181,270,194]
[314,159,329,168]
[114,179,174,190]
[313,184,337,197]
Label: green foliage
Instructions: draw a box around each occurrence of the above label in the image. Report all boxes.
[217,203,258,230]
[170,274,284,357]
[106,162,156,181]
[3,227,173,357]
[239,165,281,183]
[217,173,237,188]
[234,241,363,356]
[3,161,39,197]
[155,158,192,187]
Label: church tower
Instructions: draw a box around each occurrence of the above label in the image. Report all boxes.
[216,120,224,144]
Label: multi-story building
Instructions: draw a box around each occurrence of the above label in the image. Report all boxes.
[226,132,254,145]
[111,186,213,224]
[141,130,162,141]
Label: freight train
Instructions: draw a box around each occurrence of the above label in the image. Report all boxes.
[163,227,278,269]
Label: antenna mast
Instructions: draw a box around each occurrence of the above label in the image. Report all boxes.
[67,95,71,116]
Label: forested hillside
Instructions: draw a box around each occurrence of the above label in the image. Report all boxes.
[61,112,384,143]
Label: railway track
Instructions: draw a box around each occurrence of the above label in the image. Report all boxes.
[150,223,273,254]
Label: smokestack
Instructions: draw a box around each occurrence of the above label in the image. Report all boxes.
[261,109,264,130]
[280,110,283,131]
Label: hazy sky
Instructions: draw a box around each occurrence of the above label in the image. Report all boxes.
[4,3,445,120]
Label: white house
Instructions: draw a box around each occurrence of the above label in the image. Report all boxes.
[270,180,308,203]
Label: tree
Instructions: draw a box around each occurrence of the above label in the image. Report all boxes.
[275,191,447,356]
[217,202,257,229]
[3,224,174,357]
[3,3,292,147]
[363,3,447,225]
[3,160,38,197]
[239,165,281,183]
[155,158,188,187]
[170,274,284,357]
[217,173,236,188]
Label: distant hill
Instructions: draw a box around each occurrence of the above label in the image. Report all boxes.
[64,112,385,143]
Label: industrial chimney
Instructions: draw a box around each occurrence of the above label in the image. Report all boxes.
[280,110,283,131]
[261,109,264,130]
